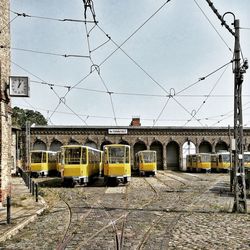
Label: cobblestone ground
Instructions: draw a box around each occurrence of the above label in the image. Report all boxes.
[0,171,250,250]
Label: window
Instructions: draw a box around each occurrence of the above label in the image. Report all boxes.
[31,152,43,163]
[64,147,81,164]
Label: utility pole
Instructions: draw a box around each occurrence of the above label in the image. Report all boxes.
[232,18,248,213]
[205,0,248,212]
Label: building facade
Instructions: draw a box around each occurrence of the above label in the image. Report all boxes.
[0,0,12,205]
[25,125,250,170]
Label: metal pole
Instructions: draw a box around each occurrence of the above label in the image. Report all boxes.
[32,181,34,196]
[26,121,31,172]
[228,125,233,192]
[35,183,38,202]
[6,195,11,224]
[232,19,247,213]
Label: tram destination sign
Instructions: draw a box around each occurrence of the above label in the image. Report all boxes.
[108,129,128,135]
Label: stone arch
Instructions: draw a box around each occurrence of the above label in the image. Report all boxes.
[119,139,130,145]
[199,140,212,153]
[85,139,97,149]
[100,140,112,150]
[134,141,147,155]
[50,140,63,152]
[150,140,163,170]
[182,140,196,169]
[166,141,180,170]
[33,139,46,151]
[215,140,228,152]
[68,138,80,145]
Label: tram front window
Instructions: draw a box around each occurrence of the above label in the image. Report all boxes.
[222,154,230,162]
[109,147,125,163]
[31,152,46,163]
[65,148,82,164]
[143,152,155,163]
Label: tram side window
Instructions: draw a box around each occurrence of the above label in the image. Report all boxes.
[125,147,129,163]
[42,152,47,163]
[81,148,87,164]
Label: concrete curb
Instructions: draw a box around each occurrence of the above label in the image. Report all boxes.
[0,195,48,243]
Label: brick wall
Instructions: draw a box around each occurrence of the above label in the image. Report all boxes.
[0,0,11,204]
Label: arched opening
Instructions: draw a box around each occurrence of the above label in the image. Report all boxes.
[100,140,112,150]
[215,141,228,152]
[33,140,46,151]
[119,140,129,145]
[150,141,163,170]
[166,141,180,170]
[50,140,63,152]
[85,140,97,149]
[247,144,250,152]
[199,141,212,153]
[68,139,80,145]
[134,141,147,155]
[182,141,196,170]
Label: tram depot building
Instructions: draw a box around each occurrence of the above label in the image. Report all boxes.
[17,119,250,171]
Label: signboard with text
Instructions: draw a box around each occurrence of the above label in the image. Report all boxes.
[108,129,128,135]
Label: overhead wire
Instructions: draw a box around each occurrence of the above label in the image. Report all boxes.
[152,96,171,127]
[184,63,230,126]
[29,79,250,98]
[0,15,19,34]
[66,0,173,94]
[10,2,248,127]
[193,0,232,53]
[83,17,118,126]
[10,10,97,23]
[96,24,205,126]
[11,60,88,125]
[175,60,232,95]
[10,46,90,58]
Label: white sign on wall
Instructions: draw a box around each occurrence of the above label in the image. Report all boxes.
[108,129,128,135]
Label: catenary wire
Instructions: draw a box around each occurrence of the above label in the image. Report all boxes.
[10,10,97,23]
[68,0,172,92]
[84,20,118,125]
[193,0,232,52]
[0,15,19,34]
[184,63,230,126]
[29,80,250,98]
[11,60,88,125]
[175,60,232,95]
[10,47,90,58]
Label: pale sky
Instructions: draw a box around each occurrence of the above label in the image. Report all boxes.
[9,0,250,127]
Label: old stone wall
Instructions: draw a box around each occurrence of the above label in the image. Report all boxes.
[0,0,12,204]
[19,126,250,171]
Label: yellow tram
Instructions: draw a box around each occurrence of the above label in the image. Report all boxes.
[244,152,250,188]
[103,144,131,185]
[211,151,230,172]
[56,151,62,176]
[30,150,57,177]
[187,153,211,172]
[135,150,157,176]
[61,145,102,187]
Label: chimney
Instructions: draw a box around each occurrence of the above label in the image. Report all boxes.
[130,117,141,126]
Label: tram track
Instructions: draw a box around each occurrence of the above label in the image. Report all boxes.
[38,172,228,250]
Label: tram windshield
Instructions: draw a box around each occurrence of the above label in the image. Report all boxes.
[219,154,230,162]
[64,147,86,164]
[244,153,250,163]
[31,152,46,163]
[200,154,211,162]
[108,147,129,164]
[142,151,156,163]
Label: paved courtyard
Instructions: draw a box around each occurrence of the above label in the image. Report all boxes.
[1,171,250,250]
